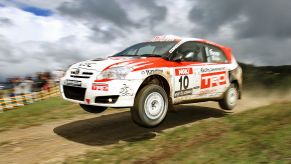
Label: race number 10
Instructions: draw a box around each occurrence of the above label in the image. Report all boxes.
[178,76,189,90]
[175,68,193,91]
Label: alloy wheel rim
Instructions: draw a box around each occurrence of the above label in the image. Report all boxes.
[144,92,165,120]
[227,88,238,106]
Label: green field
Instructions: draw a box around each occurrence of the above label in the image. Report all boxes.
[65,102,291,164]
[0,97,85,132]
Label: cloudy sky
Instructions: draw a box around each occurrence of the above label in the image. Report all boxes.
[0,0,291,79]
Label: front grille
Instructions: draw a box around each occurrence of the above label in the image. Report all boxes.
[63,86,86,101]
[82,72,93,75]
[95,96,119,104]
[70,71,93,79]
[70,75,90,78]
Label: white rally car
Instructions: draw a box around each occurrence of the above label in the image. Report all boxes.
[60,35,242,127]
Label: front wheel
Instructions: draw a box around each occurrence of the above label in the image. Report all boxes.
[80,104,107,113]
[219,84,238,110]
[131,84,168,128]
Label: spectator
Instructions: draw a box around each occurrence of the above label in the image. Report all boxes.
[42,72,51,91]
[23,76,33,94]
[52,70,65,85]
[33,73,45,92]
[5,70,61,95]
[13,77,22,96]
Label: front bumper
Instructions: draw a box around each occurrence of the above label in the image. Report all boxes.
[60,77,143,107]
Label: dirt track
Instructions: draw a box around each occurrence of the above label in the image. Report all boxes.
[0,93,290,164]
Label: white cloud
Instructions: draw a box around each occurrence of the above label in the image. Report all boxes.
[0,4,164,79]
[0,6,91,43]
[0,6,116,78]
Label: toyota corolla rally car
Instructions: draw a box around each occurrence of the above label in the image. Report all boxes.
[60,35,242,127]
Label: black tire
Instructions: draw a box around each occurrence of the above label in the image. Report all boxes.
[219,84,238,110]
[80,104,107,113]
[131,84,168,128]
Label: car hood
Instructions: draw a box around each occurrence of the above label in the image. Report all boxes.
[70,56,172,72]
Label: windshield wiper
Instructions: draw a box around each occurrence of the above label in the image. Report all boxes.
[140,54,170,60]
[114,54,140,57]
[140,54,162,57]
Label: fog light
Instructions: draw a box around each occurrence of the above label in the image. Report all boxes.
[108,98,113,103]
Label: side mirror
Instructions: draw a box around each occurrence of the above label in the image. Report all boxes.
[172,54,183,62]
[173,57,182,62]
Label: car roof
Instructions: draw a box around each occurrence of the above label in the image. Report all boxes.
[151,35,234,63]
[151,35,227,49]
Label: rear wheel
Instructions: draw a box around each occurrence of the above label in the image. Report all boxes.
[80,104,107,113]
[219,84,238,110]
[131,84,168,128]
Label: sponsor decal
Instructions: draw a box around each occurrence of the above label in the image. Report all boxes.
[120,84,134,96]
[199,88,217,96]
[175,68,193,76]
[201,67,225,73]
[70,68,80,75]
[64,80,81,87]
[92,83,108,91]
[142,69,163,75]
[209,49,223,61]
[209,49,220,56]
[151,35,181,42]
[169,41,183,53]
[86,99,90,104]
[174,88,193,98]
[201,71,227,89]
[175,68,194,97]
[79,63,94,68]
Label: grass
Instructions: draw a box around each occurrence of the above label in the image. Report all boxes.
[66,102,291,164]
[0,89,12,96]
[0,97,86,132]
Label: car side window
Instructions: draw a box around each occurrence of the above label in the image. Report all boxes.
[205,46,228,63]
[173,42,206,62]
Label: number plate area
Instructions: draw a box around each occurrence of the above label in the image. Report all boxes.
[64,79,82,87]
[174,68,196,98]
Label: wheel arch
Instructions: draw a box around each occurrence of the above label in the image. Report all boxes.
[229,74,242,99]
[137,75,171,99]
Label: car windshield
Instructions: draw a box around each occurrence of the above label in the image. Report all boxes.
[113,41,177,57]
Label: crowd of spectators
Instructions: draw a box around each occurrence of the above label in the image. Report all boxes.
[2,70,64,97]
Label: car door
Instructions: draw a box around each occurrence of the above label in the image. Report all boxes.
[171,42,207,100]
[197,44,230,98]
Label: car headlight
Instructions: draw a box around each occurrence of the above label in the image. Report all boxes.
[96,66,133,80]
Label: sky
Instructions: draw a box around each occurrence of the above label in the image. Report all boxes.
[0,0,291,80]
